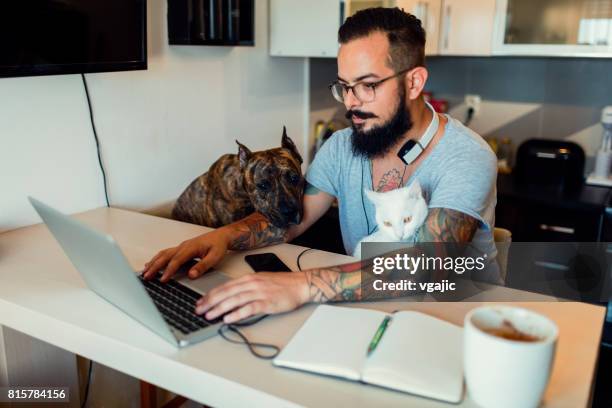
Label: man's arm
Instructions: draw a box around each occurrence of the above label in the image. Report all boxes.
[142,182,333,280]
[197,208,480,322]
[302,207,479,302]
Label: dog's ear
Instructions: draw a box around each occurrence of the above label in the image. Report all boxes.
[236,140,252,168]
[281,126,303,164]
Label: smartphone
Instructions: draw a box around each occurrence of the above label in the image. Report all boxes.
[244,253,291,272]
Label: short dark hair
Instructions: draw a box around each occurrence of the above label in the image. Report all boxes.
[338,7,426,71]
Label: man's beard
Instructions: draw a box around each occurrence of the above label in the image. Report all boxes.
[347,89,413,159]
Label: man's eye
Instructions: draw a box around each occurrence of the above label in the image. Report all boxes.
[364,83,377,89]
[256,181,271,191]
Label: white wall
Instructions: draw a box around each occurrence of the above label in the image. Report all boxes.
[0,0,306,233]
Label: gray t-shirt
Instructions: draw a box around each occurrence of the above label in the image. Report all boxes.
[305,114,498,262]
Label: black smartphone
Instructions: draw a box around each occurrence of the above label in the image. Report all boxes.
[244,253,291,272]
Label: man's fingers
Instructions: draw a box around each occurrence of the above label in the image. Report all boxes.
[195,278,259,314]
[160,247,198,282]
[188,247,221,279]
[143,250,175,279]
[223,301,266,324]
[203,290,262,321]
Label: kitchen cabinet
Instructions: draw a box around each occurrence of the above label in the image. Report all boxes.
[437,0,497,56]
[493,0,612,57]
[495,174,610,242]
[269,0,341,57]
[269,0,443,57]
[396,0,443,55]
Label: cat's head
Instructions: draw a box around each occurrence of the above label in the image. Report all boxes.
[365,180,428,240]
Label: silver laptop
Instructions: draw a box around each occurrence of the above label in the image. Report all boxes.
[29,197,231,348]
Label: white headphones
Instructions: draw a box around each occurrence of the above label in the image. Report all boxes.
[397,101,439,165]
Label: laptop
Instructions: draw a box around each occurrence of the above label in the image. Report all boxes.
[29,197,231,347]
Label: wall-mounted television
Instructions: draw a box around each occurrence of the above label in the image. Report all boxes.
[0,0,147,78]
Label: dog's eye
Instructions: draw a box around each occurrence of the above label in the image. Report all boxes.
[403,216,412,224]
[256,181,271,191]
[286,173,300,185]
[383,221,392,227]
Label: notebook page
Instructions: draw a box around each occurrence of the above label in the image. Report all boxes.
[361,311,464,403]
[274,305,387,380]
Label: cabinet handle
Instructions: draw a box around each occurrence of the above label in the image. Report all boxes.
[416,2,429,27]
[539,224,575,234]
[340,1,345,25]
[443,4,451,50]
[534,261,570,271]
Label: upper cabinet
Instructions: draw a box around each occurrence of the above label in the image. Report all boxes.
[269,0,341,57]
[269,0,445,57]
[437,0,496,56]
[493,0,612,56]
[395,0,443,55]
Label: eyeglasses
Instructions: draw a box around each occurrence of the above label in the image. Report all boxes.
[329,68,411,104]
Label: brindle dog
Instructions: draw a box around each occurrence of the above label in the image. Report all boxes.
[172,127,304,229]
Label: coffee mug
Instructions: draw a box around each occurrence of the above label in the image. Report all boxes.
[464,306,558,408]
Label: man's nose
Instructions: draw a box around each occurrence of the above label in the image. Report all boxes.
[343,88,362,111]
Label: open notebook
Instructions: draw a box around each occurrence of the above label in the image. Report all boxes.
[273,305,464,403]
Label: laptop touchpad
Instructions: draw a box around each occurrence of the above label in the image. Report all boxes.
[179,270,232,295]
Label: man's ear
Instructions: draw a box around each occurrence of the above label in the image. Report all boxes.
[405,67,428,101]
[281,126,303,164]
[236,140,252,168]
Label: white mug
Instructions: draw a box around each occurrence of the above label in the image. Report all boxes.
[464,306,558,408]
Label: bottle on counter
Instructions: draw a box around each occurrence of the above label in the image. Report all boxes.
[497,137,513,174]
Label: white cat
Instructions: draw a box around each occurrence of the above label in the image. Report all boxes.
[353,180,428,258]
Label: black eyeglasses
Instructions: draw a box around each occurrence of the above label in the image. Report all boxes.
[329,68,411,103]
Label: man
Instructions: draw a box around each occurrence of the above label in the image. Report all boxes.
[142,8,497,324]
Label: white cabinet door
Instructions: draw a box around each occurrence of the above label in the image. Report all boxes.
[493,0,612,57]
[396,0,443,55]
[269,0,341,57]
[438,0,496,56]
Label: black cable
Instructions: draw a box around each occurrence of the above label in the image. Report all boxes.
[217,315,280,359]
[81,73,110,207]
[296,248,315,271]
[80,360,93,408]
[464,107,475,127]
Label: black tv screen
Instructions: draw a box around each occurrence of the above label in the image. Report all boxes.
[0,0,147,78]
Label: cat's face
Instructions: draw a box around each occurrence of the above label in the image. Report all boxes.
[365,180,428,240]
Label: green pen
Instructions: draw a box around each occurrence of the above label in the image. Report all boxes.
[367,315,391,356]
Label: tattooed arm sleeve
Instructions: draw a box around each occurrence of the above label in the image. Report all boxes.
[302,208,480,302]
[224,182,334,250]
[224,212,289,250]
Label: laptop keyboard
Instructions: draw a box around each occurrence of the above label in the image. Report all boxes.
[138,274,222,335]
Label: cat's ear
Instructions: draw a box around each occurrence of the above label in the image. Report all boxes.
[364,189,380,204]
[407,180,423,199]
[236,140,252,168]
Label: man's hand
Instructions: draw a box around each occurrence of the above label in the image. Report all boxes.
[195,272,310,324]
[142,229,230,282]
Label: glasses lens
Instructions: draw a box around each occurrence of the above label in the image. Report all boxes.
[331,83,345,103]
[354,83,375,103]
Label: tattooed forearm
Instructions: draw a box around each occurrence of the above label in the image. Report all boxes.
[303,256,409,302]
[302,208,480,303]
[417,208,478,242]
[225,212,288,250]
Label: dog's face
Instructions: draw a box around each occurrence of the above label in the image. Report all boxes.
[237,127,304,229]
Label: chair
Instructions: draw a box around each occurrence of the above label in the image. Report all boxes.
[493,227,512,283]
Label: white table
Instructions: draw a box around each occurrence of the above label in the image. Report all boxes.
[0,208,606,407]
